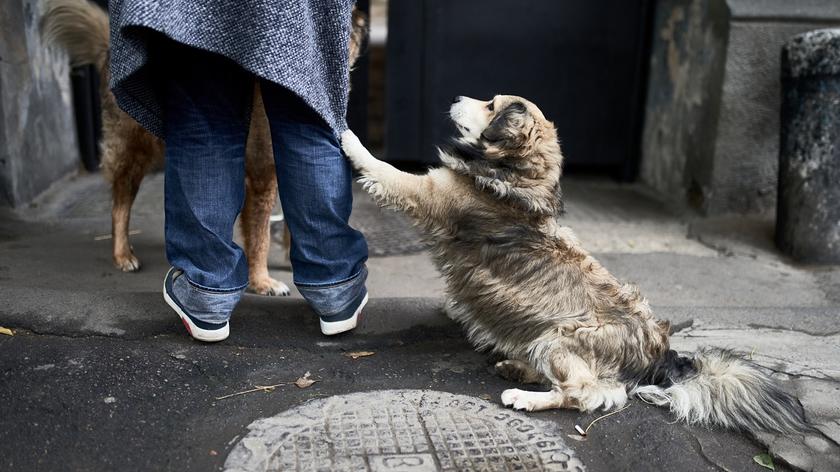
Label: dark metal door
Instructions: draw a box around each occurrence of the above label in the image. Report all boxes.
[386,0,653,179]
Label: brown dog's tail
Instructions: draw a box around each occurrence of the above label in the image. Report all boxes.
[631,348,814,436]
[348,7,369,69]
[41,0,109,70]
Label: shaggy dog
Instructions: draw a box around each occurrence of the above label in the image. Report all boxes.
[341,95,811,435]
[41,0,367,296]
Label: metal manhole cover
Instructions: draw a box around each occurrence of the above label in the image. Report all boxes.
[224,390,584,472]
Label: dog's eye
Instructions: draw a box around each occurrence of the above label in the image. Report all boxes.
[487,102,494,111]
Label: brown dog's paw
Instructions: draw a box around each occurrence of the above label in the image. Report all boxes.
[248,276,291,297]
[114,252,141,272]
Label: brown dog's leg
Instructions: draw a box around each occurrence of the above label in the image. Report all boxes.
[241,84,290,296]
[110,161,145,272]
[242,174,289,296]
[103,116,163,272]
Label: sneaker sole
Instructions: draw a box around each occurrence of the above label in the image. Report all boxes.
[320,293,368,336]
[163,275,229,343]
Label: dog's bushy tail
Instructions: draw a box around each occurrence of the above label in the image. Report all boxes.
[632,348,813,436]
[41,0,109,70]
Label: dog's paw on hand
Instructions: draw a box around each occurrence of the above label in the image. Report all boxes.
[247,276,291,297]
[340,129,360,154]
[340,130,367,167]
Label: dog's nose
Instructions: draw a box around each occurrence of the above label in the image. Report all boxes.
[452,96,463,104]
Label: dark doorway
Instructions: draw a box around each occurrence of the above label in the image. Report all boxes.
[385,0,654,180]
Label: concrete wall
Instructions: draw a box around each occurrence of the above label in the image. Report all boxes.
[641,0,840,215]
[0,0,80,207]
[641,0,728,209]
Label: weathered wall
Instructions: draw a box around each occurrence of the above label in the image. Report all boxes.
[641,0,840,214]
[0,0,79,207]
[640,0,728,208]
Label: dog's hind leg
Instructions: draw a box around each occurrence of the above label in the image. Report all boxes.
[242,173,290,296]
[553,353,628,412]
[109,157,146,272]
[562,380,628,412]
[495,360,546,384]
[241,88,290,297]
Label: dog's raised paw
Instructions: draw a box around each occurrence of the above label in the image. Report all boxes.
[248,276,291,297]
[340,130,373,170]
[340,130,362,157]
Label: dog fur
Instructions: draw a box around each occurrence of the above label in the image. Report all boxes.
[341,95,812,436]
[41,0,367,296]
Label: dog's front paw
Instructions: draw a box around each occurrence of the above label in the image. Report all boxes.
[248,276,291,296]
[114,251,141,272]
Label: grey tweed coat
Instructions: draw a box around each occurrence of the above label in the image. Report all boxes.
[108,0,355,138]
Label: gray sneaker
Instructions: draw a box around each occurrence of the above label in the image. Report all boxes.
[163,267,229,342]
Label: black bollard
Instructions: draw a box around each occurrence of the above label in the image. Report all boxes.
[777,29,840,264]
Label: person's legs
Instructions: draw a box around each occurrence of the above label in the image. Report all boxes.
[160,43,254,339]
[259,80,369,334]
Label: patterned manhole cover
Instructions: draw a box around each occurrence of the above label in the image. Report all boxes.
[224,390,584,472]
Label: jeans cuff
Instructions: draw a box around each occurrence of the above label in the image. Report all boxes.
[296,266,368,320]
[173,275,243,324]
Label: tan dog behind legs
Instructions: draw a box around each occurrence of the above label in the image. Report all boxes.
[341,95,811,436]
[42,0,368,295]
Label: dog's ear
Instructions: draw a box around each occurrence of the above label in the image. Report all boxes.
[481,102,528,148]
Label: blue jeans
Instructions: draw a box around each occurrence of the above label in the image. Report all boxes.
[161,44,368,324]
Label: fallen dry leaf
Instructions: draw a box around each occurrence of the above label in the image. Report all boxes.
[753,453,775,470]
[294,371,317,389]
[344,351,375,359]
[0,327,13,336]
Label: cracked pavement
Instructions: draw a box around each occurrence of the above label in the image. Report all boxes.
[1,173,839,471]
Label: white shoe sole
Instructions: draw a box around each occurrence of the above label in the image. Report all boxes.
[320,293,368,336]
[163,277,229,343]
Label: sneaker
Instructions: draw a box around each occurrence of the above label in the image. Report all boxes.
[319,293,368,336]
[163,267,229,342]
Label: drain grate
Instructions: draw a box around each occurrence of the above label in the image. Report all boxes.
[349,189,427,257]
[351,208,428,257]
[224,390,584,472]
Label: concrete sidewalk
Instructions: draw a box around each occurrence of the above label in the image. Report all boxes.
[1,172,838,471]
